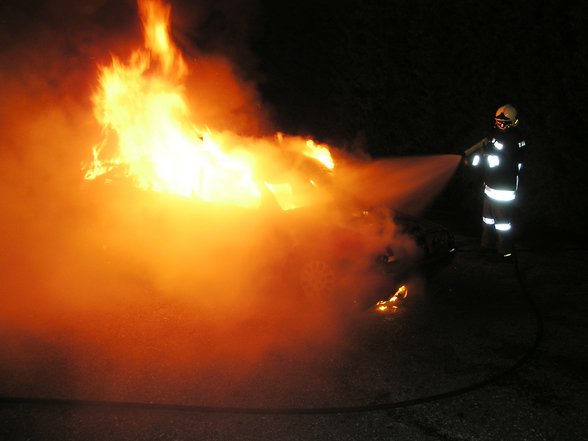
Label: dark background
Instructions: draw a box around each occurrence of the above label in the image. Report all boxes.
[246,0,587,242]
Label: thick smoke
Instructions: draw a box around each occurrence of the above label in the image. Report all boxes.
[0,0,460,404]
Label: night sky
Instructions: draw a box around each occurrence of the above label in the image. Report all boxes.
[1,0,587,239]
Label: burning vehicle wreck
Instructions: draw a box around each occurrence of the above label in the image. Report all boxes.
[80,0,457,320]
[85,150,455,318]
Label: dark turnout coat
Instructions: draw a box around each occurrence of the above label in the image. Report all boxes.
[482,127,526,193]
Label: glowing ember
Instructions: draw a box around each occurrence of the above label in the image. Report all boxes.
[84,0,334,210]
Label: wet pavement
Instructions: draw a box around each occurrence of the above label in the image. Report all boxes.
[1,227,587,440]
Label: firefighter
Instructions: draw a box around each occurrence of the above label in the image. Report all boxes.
[463,104,526,257]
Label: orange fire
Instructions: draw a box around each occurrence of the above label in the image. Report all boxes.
[84,0,334,210]
[375,285,408,313]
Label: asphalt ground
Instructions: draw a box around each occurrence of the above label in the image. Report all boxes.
[1,225,587,440]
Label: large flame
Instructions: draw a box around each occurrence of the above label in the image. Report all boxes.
[84,0,334,210]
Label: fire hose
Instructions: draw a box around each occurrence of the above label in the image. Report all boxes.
[0,246,543,415]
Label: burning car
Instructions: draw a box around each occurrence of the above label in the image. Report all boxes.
[84,147,455,319]
[81,0,455,317]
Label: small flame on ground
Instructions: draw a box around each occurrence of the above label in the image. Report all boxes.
[375,285,408,313]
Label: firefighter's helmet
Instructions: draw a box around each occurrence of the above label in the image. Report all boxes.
[495,104,519,130]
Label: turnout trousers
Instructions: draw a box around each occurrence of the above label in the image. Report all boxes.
[481,196,514,255]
